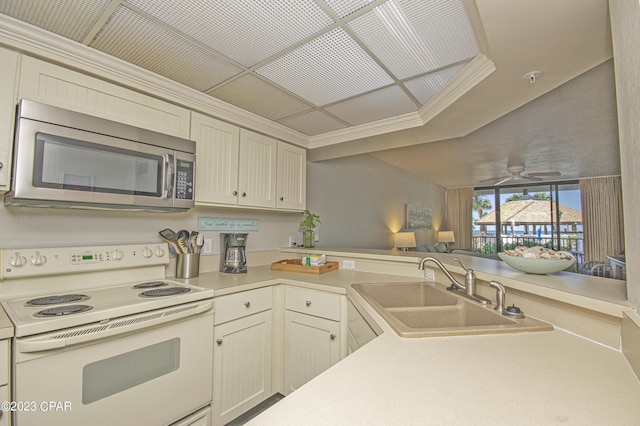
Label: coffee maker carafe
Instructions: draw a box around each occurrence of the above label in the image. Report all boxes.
[220,233,248,273]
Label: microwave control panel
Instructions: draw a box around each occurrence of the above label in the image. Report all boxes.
[176,160,194,200]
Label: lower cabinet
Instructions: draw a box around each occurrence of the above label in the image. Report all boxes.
[211,285,350,422]
[171,406,212,426]
[283,285,345,395]
[284,310,341,394]
[212,288,273,426]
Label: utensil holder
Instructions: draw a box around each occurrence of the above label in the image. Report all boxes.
[176,253,200,279]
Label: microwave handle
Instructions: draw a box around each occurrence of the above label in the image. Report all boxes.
[163,154,175,199]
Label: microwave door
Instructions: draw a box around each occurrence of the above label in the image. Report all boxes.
[11,119,175,209]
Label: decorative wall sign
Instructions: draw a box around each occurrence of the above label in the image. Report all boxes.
[406,204,432,229]
[198,217,260,231]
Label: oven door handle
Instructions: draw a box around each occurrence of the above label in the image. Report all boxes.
[17,299,213,353]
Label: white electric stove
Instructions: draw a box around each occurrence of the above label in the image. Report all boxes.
[0,243,214,426]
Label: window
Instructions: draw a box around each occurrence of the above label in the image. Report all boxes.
[473,182,583,269]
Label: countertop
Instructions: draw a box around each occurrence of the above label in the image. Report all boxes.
[180,261,640,425]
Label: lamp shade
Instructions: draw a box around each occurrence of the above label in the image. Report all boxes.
[438,231,455,243]
[394,232,416,249]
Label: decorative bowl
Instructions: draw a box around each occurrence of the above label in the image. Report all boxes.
[498,252,576,275]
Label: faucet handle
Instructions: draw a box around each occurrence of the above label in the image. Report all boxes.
[489,280,506,314]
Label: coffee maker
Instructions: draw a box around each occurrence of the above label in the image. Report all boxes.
[220,233,248,273]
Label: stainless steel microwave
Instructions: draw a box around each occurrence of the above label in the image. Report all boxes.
[5,100,196,212]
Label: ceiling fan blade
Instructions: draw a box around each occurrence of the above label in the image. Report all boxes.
[521,175,543,182]
[493,176,514,185]
[528,172,561,177]
[480,175,510,184]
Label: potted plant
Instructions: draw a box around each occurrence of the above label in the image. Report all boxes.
[300,209,321,248]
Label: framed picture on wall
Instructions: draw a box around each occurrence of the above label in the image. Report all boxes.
[406,204,432,229]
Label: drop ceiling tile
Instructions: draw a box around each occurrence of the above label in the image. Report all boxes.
[404,63,466,104]
[90,6,242,92]
[348,0,479,79]
[278,110,348,136]
[324,0,376,18]
[256,28,394,106]
[324,85,417,125]
[209,74,313,121]
[0,0,111,41]
[127,0,334,68]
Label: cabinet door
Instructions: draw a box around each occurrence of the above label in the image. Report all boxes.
[276,141,306,210]
[19,56,191,137]
[213,310,273,426]
[0,47,19,192]
[284,310,341,395]
[238,130,277,208]
[191,112,240,206]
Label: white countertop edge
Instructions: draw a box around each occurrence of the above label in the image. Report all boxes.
[280,247,630,318]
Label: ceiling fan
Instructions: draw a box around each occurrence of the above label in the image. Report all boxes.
[484,165,561,186]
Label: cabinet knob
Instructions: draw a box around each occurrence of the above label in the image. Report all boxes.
[244,301,251,308]
[0,161,3,169]
[241,192,247,197]
[305,300,311,306]
[232,190,238,196]
[279,197,284,201]
[216,339,223,345]
[330,334,336,340]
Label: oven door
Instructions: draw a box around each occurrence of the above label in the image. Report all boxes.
[12,306,213,426]
[10,117,182,210]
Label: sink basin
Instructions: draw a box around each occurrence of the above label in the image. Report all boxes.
[351,282,458,308]
[351,282,552,338]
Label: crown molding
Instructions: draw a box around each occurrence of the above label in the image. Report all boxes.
[309,54,495,149]
[0,15,310,147]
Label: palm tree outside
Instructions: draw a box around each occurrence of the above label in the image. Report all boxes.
[472,195,492,234]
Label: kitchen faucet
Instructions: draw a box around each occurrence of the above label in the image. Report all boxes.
[418,257,491,305]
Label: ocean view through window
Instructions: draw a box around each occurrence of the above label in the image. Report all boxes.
[473,182,588,274]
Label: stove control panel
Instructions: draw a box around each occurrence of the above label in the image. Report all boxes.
[1,243,170,279]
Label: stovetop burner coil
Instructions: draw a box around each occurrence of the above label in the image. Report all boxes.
[132,281,169,289]
[34,304,93,317]
[26,294,90,306]
[139,287,191,298]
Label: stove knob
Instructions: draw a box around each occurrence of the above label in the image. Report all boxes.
[9,253,27,268]
[30,251,47,267]
[111,250,125,261]
[142,247,153,258]
[155,247,166,257]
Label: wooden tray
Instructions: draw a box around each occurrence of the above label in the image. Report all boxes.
[271,259,339,274]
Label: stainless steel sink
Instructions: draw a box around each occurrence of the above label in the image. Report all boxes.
[351,282,552,338]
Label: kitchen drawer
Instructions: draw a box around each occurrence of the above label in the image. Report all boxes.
[214,287,272,325]
[285,286,342,321]
[0,340,7,386]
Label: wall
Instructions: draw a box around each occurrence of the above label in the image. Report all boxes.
[610,0,640,311]
[0,204,301,265]
[306,154,445,249]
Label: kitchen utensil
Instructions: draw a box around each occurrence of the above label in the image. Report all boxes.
[189,231,198,253]
[177,237,190,254]
[196,233,204,253]
[159,228,181,253]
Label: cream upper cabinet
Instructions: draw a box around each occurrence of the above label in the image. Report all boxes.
[0,47,19,193]
[191,112,241,205]
[191,112,305,211]
[238,129,277,208]
[276,141,306,210]
[18,56,191,138]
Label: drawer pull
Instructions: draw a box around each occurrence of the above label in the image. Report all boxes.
[232,190,238,196]
[244,302,251,308]
[330,334,336,340]
[305,300,312,306]
[216,339,223,345]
